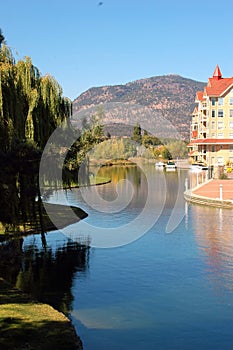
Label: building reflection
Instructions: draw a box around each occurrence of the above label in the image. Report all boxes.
[192,205,233,291]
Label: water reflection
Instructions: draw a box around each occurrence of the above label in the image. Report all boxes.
[0,236,89,314]
[0,156,47,240]
[2,164,233,350]
[192,205,233,291]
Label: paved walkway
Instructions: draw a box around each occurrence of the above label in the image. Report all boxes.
[193,179,233,201]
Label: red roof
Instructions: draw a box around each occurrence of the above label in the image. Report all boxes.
[213,64,222,80]
[192,106,198,114]
[196,91,204,101]
[188,138,233,146]
[203,65,233,96]
[205,77,233,97]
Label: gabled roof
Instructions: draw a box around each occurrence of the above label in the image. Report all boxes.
[192,105,198,114]
[195,91,204,101]
[205,78,233,97]
[204,65,233,97]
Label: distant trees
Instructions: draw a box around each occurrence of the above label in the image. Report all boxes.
[160,146,172,160]
[131,123,142,143]
[142,134,161,148]
[166,140,188,159]
[89,138,136,160]
[130,123,188,160]
[131,123,161,146]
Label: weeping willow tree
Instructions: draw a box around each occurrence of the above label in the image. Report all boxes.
[0,33,73,236]
[0,42,71,153]
[0,29,5,48]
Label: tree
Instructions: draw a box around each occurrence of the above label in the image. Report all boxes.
[142,134,161,148]
[0,43,71,152]
[131,123,142,144]
[161,146,172,160]
[167,140,188,159]
[0,29,5,48]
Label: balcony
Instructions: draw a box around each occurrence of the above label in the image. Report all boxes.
[191,130,198,139]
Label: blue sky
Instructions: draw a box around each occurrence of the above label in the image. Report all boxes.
[1,0,233,100]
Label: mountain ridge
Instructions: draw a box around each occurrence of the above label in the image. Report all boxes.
[73,74,206,140]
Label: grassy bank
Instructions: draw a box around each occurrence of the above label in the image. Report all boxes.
[0,176,113,347]
[62,175,111,189]
[90,158,137,167]
[0,202,88,239]
[0,278,82,350]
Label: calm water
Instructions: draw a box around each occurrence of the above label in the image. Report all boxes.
[2,165,233,349]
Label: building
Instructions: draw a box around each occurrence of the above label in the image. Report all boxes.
[188,65,233,167]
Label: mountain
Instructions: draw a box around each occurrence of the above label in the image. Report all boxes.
[72,75,205,140]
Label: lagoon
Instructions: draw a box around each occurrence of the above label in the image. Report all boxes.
[1,164,233,349]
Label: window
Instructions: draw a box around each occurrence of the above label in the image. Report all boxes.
[230,133,233,138]
[217,156,224,165]
[218,109,224,117]
[230,97,233,105]
[211,133,216,137]
[211,121,215,129]
[218,97,224,106]
[211,145,215,152]
[230,145,233,152]
[212,110,215,117]
[212,98,216,106]
[218,121,224,129]
[230,121,233,129]
[230,109,233,117]
[218,133,224,138]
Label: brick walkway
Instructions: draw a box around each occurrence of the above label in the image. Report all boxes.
[193,179,233,200]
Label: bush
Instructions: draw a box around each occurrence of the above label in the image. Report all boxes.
[219,173,228,180]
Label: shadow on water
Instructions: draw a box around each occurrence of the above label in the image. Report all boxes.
[0,237,90,315]
[0,156,90,316]
[0,154,42,236]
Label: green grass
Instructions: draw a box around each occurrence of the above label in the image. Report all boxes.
[0,278,82,350]
[0,202,88,237]
[89,176,111,185]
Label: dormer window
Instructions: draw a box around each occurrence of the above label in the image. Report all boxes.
[218,98,224,106]
[211,98,216,106]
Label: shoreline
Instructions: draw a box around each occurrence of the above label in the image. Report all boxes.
[0,202,88,242]
[0,277,83,350]
[0,175,112,240]
[0,177,113,348]
[184,178,233,209]
[0,202,87,349]
[0,204,87,349]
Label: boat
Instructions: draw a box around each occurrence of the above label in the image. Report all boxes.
[190,162,208,172]
[155,161,165,168]
[165,161,177,171]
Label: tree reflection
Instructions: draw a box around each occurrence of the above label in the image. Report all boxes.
[0,152,42,237]
[0,153,89,315]
[0,238,89,315]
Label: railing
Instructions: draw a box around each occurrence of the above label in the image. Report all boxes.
[188,170,209,190]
